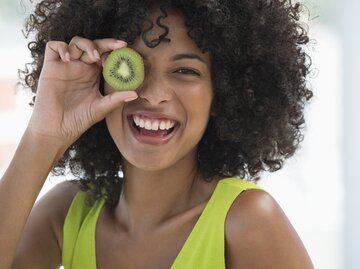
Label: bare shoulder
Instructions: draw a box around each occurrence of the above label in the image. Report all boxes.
[36,180,80,220]
[225,189,314,269]
[34,180,81,242]
[39,181,79,225]
[13,180,80,269]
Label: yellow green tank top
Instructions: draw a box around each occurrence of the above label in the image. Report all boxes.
[62,177,262,268]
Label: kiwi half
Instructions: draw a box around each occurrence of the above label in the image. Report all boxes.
[103,47,144,91]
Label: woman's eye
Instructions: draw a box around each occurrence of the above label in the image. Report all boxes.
[174,68,200,76]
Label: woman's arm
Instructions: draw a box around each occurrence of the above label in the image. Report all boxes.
[225,190,314,269]
[0,37,138,269]
[0,127,67,268]
[9,175,79,269]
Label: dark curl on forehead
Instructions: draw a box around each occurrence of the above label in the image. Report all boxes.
[20,0,314,206]
[110,0,219,53]
[140,4,171,48]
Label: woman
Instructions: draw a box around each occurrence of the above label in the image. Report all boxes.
[0,0,314,268]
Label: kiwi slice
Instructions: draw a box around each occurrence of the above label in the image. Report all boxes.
[102,47,144,91]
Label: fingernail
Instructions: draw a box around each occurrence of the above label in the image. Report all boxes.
[65,52,71,62]
[116,40,127,46]
[124,96,138,102]
[93,49,100,59]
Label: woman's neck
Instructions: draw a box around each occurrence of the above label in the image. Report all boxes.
[114,153,207,236]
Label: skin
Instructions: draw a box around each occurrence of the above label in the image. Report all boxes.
[0,8,314,269]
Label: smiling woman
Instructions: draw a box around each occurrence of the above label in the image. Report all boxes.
[0,0,314,269]
[104,9,213,173]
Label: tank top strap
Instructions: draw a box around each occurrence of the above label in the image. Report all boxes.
[170,177,262,269]
[62,191,105,269]
[62,178,262,269]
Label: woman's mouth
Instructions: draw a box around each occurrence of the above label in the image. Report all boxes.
[128,114,178,144]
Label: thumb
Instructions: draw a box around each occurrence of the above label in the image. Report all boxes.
[92,91,138,122]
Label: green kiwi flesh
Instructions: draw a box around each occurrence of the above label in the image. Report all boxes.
[103,47,144,91]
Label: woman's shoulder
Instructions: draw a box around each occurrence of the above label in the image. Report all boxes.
[13,180,81,267]
[225,187,277,229]
[35,180,81,248]
[224,188,314,268]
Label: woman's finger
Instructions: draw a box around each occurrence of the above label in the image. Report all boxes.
[93,39,128,67]
[44,41,70,62]
[79,38,128,65]
[91,91,138,123]
[68,36,100,63]
[93,38,128,55]
[53,37,128,65]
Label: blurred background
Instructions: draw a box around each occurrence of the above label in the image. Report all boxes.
[0,0,359,268]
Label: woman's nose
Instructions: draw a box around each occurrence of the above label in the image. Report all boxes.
[136,74,173,105]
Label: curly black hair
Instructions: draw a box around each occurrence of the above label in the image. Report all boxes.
[20,0,313,206]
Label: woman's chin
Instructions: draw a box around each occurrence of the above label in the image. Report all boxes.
[122,154,176,172]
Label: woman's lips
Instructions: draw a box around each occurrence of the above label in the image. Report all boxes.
[127,114,179,145]
[132,114,176,131]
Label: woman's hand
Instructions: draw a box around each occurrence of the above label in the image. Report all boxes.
[27,36,138,150]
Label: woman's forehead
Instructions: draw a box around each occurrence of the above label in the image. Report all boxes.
[131,11,211,64]
[141,6,187,39]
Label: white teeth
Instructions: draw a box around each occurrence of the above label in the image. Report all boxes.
[132,115,176,131]
[144,120,152,130]
[159,121,166,130]
[166,120,175,129]
[151,121,159,130]
[134,116,140,126]
[139,119,145,128]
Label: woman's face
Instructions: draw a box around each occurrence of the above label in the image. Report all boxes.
[105,9,213,171]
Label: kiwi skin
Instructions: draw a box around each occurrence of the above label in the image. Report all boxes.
[102,47,144,91]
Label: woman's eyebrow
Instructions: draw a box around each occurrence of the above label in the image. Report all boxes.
[171,53,206,63]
